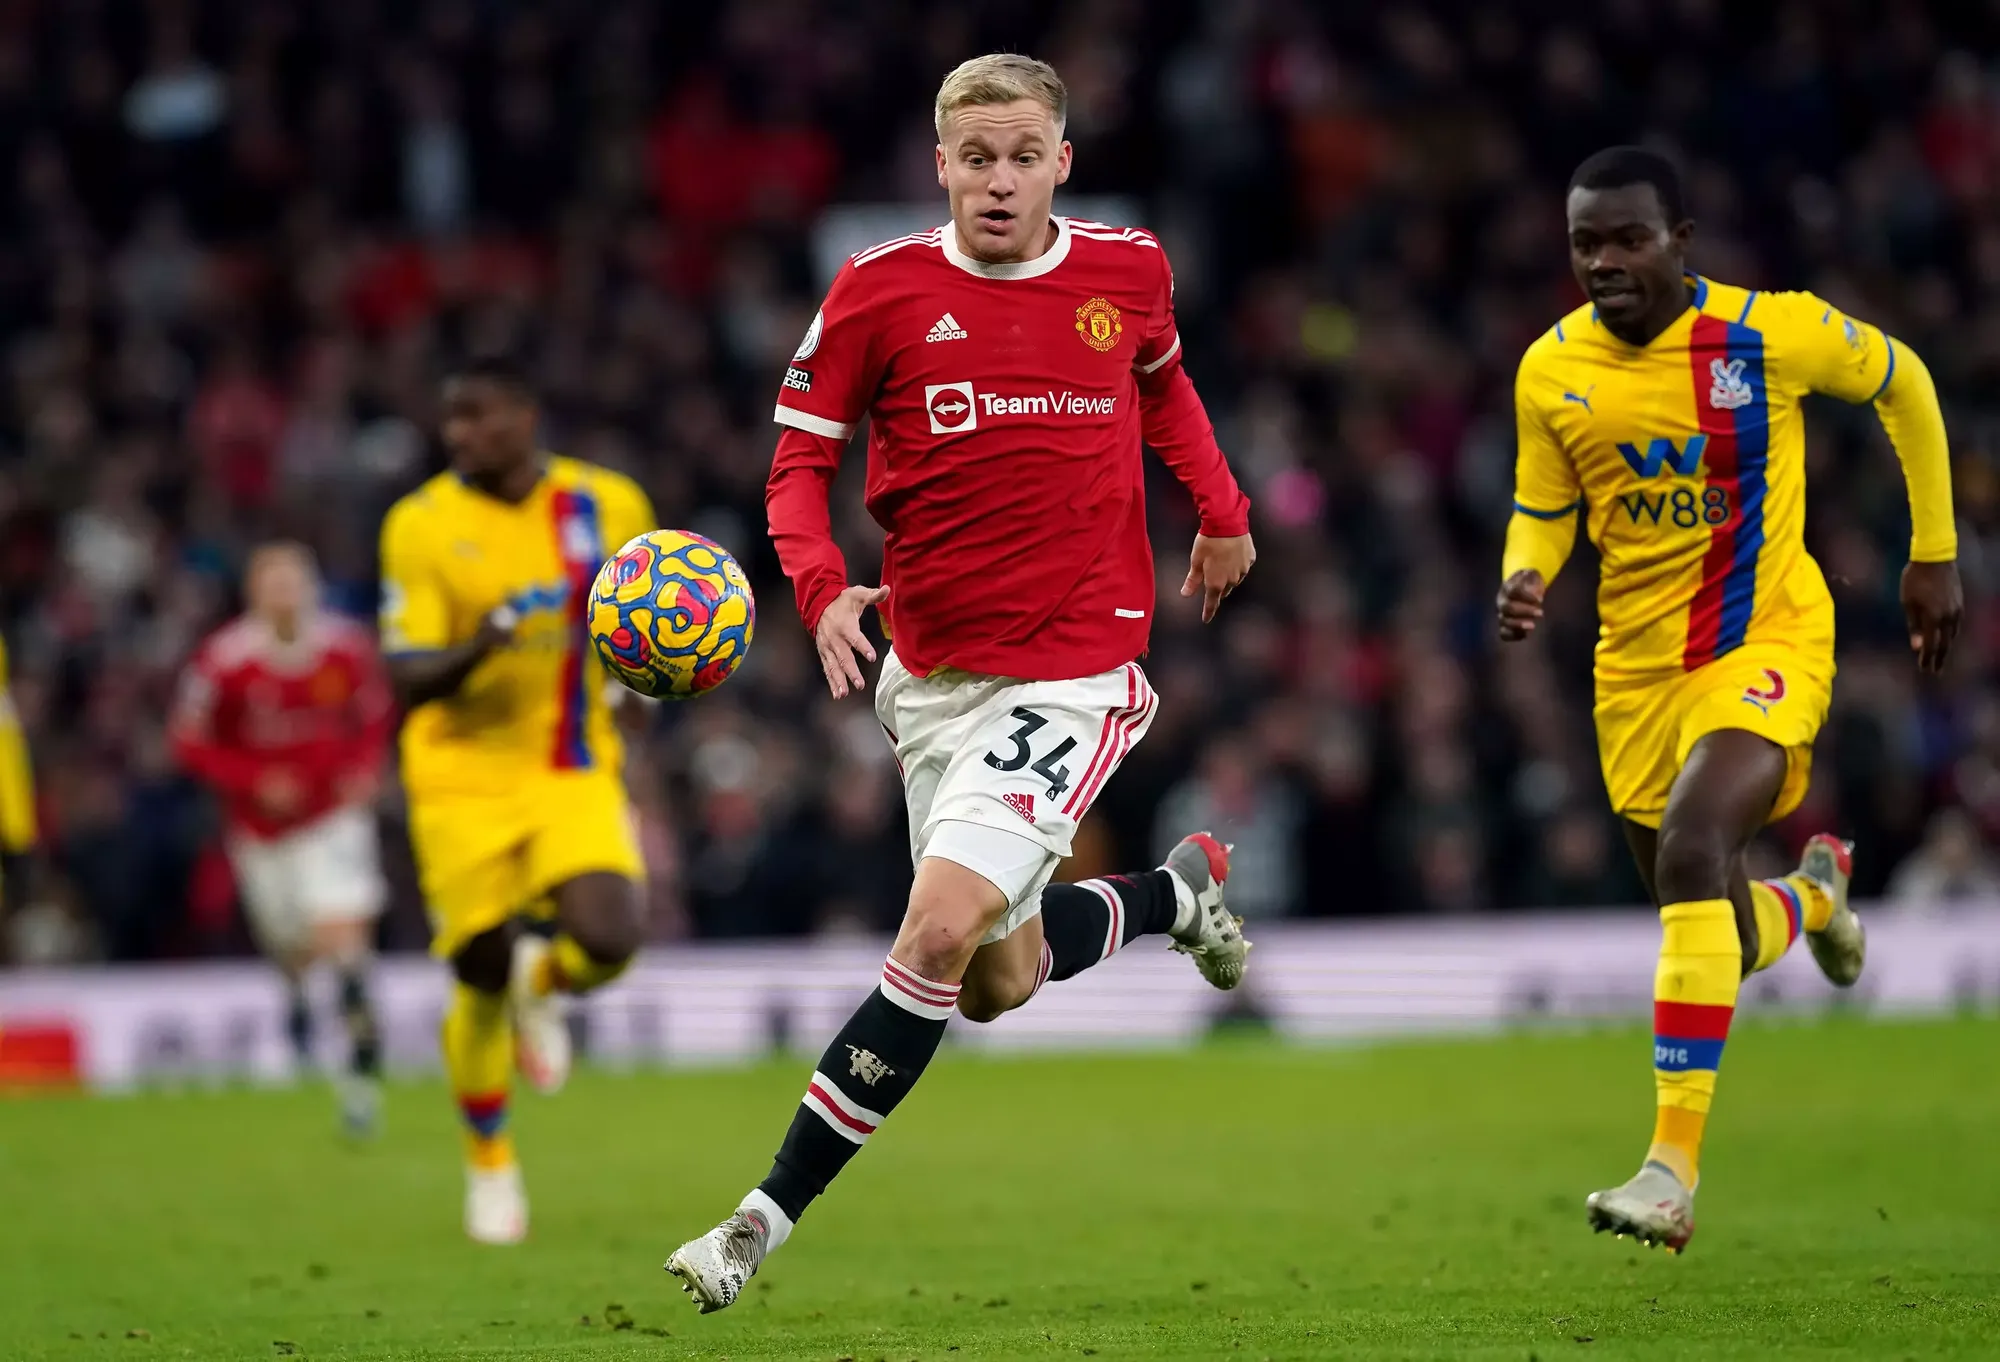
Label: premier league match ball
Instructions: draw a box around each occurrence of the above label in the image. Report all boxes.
[588,529,755,700]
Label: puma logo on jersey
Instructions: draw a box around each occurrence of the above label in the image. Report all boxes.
[1742,668,1786,714]
[1562,386,1595,414]
[926,312,968,342]
[1709,358,1755,410]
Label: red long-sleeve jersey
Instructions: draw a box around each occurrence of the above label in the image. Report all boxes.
[766,216,1250,681]
[170,612,394,840]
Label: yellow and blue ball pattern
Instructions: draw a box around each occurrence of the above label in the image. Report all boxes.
[588,529,755,699]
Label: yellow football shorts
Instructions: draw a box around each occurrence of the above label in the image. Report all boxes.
[1594,638,1834,831]
[407,769,643,959]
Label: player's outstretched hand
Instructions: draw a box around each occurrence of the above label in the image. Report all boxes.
[816,584,889,699]
[1496,569,1546,642]
[1901,559,1963,674]
[1183,533,1256,623]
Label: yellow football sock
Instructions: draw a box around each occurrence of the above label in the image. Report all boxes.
[1747,875,1831,972]
[533,933,631,996]
[1646,898,1741,1189]
[1791,873,1833,932]
[443,982,515,1170]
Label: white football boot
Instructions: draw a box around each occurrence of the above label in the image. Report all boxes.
[334,1070,382,1140]
[1164,832,1250,990]
[1586,1163,1695,1253]
[1799,834,1864,987]
[509,934,571,1094]
[465,1163,528,1245]
[666,1207,772,1313]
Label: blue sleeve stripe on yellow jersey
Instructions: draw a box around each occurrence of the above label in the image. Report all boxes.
[1514,499,1582,519]
[1867,336,1897,403]
[1554,320,1566,343]
[548,487,603,771]
[1736,291,1758,324]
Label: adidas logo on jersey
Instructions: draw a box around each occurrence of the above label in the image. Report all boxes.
[926,312,968,343]
[1002,791,1037,824]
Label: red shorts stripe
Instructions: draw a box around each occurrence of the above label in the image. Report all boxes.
[1653,1000,1735,1041]
[1073,676,1155,816]
[1064,665,1137,816]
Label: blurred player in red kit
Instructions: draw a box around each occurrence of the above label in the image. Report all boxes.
[172,541,394,1135]
[667,53,1256,1309]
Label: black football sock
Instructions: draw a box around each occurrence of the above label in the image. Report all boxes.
[1038,870,1181,983]
[284,983,314,1065]
[751,956,961,1242]
[338,967,382,1079]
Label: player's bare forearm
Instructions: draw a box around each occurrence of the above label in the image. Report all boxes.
[387,613,513,708]
[1900,559,1963,675]
[1496,569,1547,642]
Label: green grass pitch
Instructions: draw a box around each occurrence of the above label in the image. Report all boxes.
[2,1017,1996,1361]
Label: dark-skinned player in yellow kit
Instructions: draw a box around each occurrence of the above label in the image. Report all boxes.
[1497,147,1961,1253]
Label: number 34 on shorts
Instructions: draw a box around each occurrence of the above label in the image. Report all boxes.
[874,651,1159,864]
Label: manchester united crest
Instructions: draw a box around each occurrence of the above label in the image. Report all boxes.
[1075,297,1123,352]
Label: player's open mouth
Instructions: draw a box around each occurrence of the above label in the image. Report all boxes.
[1591,282,1640,306]
[978,210,1014,228]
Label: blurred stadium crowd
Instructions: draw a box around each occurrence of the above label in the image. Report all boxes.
[6,0,2000,964]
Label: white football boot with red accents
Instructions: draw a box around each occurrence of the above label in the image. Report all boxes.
[1800,834,1864,987]
[666,1208,771,1313]
[1163,832,1249,990]
[509,934,571,1094]
[465,1163,528,1245]
[1586,1163,1695,1253]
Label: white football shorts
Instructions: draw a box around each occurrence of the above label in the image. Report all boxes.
[227,805,387,956]
[874,649,1158,943]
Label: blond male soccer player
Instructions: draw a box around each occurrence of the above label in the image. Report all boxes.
[173,542,393,1135]
[1499,147,1961,1252]
[380,356,655,1243]
[665,53,1255,1311]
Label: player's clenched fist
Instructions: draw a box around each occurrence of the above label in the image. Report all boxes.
[815,584,889,699]
[1496,569,1546,641]
[1182,533,1256,623]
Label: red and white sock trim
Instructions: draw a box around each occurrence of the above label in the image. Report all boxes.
[879,955,961,1021]
[1028,939,1055,1000]
[1079,879,1125,960]
[801,1070,886,1145]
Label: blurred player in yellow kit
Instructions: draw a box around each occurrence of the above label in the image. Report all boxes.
[0,633,36,910]
[1498,148,1961,1253]
[380,356,655,1243]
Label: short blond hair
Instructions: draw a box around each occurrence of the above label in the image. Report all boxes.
[934,53,1066,137]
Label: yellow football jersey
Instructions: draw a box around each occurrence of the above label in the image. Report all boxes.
[379,456,655,796]
[1511,276,1940,681]
[0,633,35,854]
